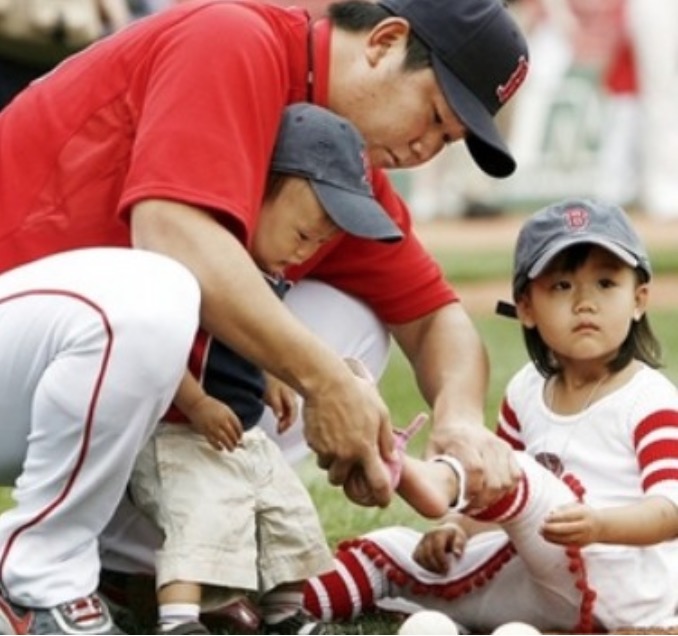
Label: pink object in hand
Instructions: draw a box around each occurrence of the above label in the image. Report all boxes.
[386,412,429,488]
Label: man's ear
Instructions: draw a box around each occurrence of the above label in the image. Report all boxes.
[364,17,410,66]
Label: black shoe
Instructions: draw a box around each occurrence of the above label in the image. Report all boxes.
[263,609,330,635]
[202,597,260,634]
[156,620,211,634]
[98,568,156,632]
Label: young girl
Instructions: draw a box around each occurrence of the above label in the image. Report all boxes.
[303,199,678,633]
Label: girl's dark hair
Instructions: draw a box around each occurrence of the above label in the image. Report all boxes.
[327,1,432,71]
[520,244,662,377]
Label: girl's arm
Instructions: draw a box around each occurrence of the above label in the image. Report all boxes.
[542,496,678,547]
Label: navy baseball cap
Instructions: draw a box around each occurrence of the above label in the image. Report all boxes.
[271,103,403,242]
[378,0,529,178]
[497,199,651,318]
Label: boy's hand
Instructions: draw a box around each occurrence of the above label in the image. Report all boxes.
[263,372,298,434]
[186,394,243,451]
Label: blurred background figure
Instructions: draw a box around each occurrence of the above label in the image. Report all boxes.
[594,21,640,209]
[0,0,329,111]
[404,0,534,221]
[404,0,587,221]
[624,0,678,221]
[404,0,671,222]
[0,0,147,108]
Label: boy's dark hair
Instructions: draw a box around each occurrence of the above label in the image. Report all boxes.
[328,1,431,71]
[519,244,662,377]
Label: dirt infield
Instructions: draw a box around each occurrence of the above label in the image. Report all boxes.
[415,214,678,315]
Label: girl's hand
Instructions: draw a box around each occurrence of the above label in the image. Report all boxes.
[541,502,601,547]
[412,520,468,574]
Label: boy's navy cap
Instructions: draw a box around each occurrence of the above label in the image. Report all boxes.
[513,199,652,299]
[271,103,402,243]
[378,0,529,178]
[496,199,651,319]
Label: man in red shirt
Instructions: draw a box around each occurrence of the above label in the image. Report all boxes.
[0,0,528,632]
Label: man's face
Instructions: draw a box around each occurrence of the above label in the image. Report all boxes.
[329,19,467,169]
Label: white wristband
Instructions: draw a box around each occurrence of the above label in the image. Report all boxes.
[431,455,470,511]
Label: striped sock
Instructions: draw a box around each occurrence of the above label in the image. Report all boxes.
[304,546,386,620]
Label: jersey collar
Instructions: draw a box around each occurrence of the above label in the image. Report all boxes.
[309,18,331,106]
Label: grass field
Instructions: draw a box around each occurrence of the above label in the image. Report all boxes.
[1,229,677,634]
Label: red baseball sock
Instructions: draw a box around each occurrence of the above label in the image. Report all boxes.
[304,545,386,620]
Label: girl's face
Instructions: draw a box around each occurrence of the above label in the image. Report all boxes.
[516,245,649,366]
[250,176,339,277]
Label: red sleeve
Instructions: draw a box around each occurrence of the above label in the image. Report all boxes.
[287,168,458,324]
[119,2,306,243]
[496,396,525,451]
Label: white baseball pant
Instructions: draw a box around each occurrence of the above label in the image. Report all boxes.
[0,247,200,607]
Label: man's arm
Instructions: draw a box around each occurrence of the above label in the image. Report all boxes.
[131,198,395,505]
[390,302,520,510]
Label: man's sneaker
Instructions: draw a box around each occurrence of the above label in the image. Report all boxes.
[0,592,125,634]
[262,609,331,635]
[155,620,211,634]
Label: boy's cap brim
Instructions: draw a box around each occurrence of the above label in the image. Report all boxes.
[271,104,402,243]
[311,181,403,242]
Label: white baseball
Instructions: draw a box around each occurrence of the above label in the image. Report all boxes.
[398,610,460,635]
[492,621,542,634]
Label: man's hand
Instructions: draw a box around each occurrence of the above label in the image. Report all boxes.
[426,422,520,512]
[304,369,395,508]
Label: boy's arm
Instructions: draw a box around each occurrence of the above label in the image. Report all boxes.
[174,370,206,418]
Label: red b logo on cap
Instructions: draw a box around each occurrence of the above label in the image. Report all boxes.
[564,206,590,231]
[497,56,529,104]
